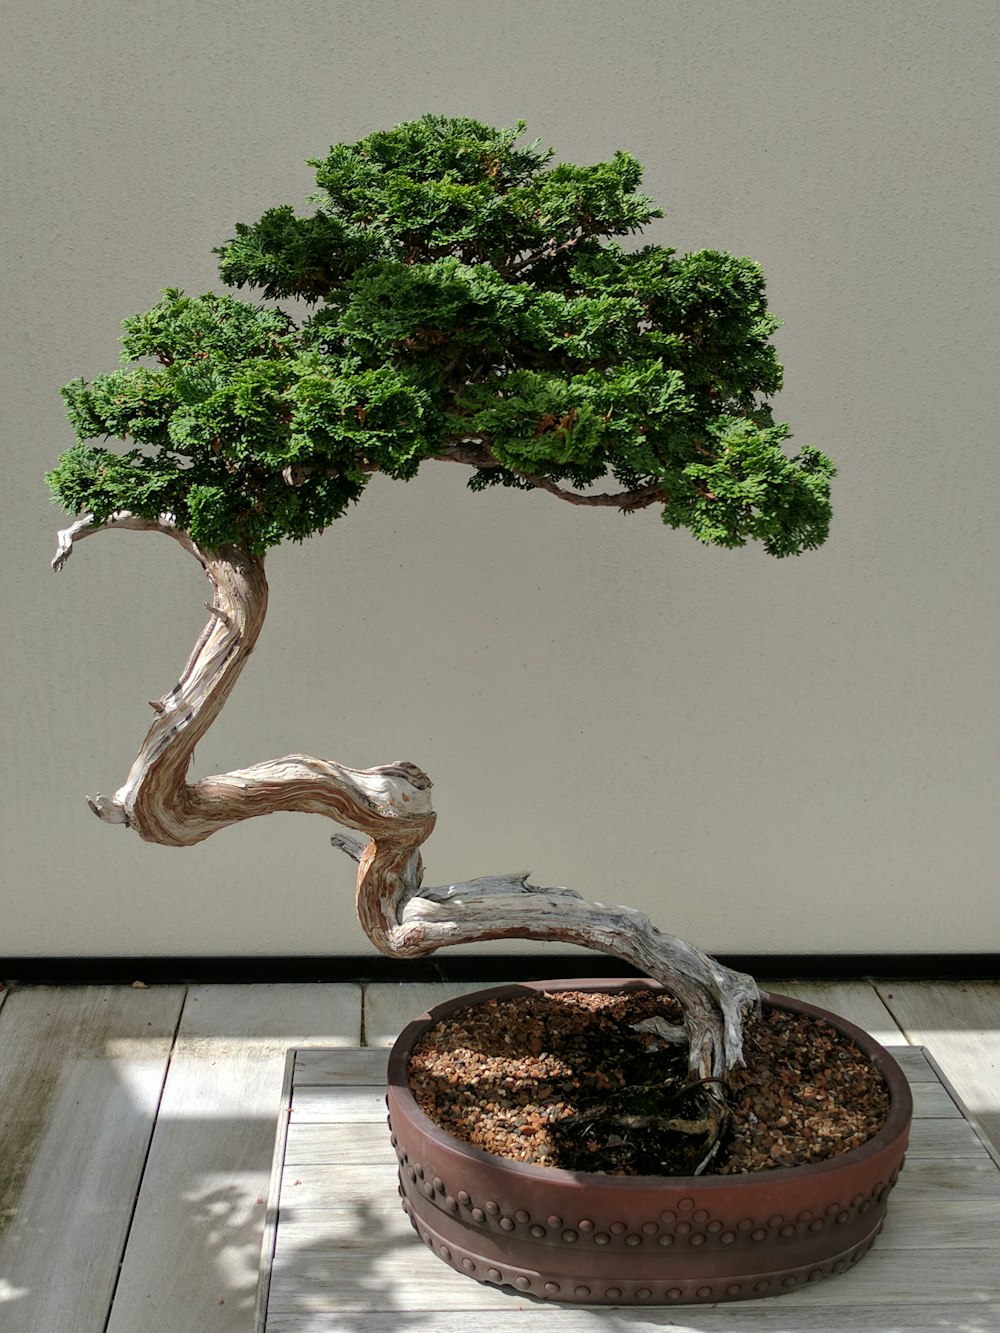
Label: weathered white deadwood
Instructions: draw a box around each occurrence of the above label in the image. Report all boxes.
[51,512,436,849]
[333,833,756,1080]
[53,512,758,1080]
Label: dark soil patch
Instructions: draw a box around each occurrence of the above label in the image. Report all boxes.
[407,990,892,1176]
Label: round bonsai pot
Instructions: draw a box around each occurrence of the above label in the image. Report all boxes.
[386,979,913,1305]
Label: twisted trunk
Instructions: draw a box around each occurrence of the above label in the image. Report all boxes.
[53,512,758,1083]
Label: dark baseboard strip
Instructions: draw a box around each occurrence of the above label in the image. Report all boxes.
[1,954,997,986]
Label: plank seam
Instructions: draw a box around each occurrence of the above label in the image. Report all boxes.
[254,1049,296,1333]
[869,984,911,1043]
[101,985,190,1333]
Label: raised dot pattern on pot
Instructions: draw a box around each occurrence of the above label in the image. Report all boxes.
[401,1201,883,1305]
[393,1144,896,1249]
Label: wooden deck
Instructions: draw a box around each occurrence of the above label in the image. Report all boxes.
[0,980,997,1331]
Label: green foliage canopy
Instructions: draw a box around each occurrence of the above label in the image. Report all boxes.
[47,115,834,557]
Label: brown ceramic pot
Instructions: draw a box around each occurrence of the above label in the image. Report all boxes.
[386,979,913,1305]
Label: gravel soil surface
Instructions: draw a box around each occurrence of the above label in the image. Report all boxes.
[408,989,892,1176]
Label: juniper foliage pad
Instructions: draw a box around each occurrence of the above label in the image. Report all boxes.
[48,115,834,557]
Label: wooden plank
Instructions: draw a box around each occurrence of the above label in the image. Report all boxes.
[891,1155,1000,1199]
[877,982,1000,1160]
[291,1086,388,1123]
[880,1196,1000,1247]
[294,1048,388,1084]
[770,982,906,1046]
[279,1163,399,1211]
[884,1045,938,1082]
[285,1121,395,1166]
[105,984,361,1333]
[264,1303,1000,1332]
[265,1237,1000,1312]
[905,1079,964,1117]
[0,985,185,1333]
[904,1115,993,1157]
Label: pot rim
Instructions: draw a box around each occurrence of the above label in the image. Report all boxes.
[387,977,914,1191]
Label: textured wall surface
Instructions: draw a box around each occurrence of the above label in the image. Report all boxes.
[4,0,997,957]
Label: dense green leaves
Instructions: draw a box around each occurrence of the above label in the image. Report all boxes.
[48,114,833,555]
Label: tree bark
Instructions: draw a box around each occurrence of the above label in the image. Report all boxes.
[53,512,758,1081]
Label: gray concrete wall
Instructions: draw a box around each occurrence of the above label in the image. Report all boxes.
[4,1,997,958]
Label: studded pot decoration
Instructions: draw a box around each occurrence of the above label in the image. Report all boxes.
[386,980,913,1305]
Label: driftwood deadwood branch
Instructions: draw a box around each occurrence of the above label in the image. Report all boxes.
[53,512,759,1088]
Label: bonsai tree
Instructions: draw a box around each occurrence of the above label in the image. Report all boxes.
[47,115,834,1136]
